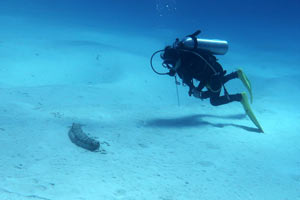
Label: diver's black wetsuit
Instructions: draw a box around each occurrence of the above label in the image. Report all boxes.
[175,51,242,106]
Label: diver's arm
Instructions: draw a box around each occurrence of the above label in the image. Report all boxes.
[168,58,182,77]
[180,73,194,96]
[197,81,206,91]
[186,79,195,96]
[190,81,205,99]
[177,64,195,96]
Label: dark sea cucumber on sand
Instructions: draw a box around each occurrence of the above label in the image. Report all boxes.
[68,123,100,151]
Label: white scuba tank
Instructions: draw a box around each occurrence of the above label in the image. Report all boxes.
[179,36,229,55]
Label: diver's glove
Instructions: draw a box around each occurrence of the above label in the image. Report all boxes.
[192,88,203,99]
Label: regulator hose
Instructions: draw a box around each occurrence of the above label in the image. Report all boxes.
[150,49,170,75]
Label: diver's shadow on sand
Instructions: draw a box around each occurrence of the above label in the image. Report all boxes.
[145,114,260,133]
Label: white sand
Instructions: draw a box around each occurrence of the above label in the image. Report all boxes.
[0,15,300,200]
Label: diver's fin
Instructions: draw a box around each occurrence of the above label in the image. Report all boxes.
[237,68,253,103]
[240,92,264,133]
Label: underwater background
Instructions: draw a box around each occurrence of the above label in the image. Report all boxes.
[0,0,300,199]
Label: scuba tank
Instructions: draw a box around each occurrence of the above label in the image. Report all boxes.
[174,30,229,55]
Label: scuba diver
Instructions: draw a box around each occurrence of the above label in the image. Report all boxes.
[150,30,264,132]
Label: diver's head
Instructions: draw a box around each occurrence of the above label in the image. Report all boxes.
[160,46,180,68]
[149,45,180,76]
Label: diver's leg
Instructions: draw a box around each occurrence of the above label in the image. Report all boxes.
[210,92,263,132]
[222,71,238,84]
[222,69,253,103]
[210,93,242,106]
[201,90,214,99]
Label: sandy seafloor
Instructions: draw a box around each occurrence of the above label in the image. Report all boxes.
[0,15,300,200]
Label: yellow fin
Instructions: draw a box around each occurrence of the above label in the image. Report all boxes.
[237,68,253,103]
[240,92,264,132]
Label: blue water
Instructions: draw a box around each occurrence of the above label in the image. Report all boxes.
[2,0,300,38]
[1,1,300,199]
[1,0,300,53]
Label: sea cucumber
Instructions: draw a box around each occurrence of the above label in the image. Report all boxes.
[68,123,100,151]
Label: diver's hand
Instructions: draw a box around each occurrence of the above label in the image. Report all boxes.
[192,88,202,99]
